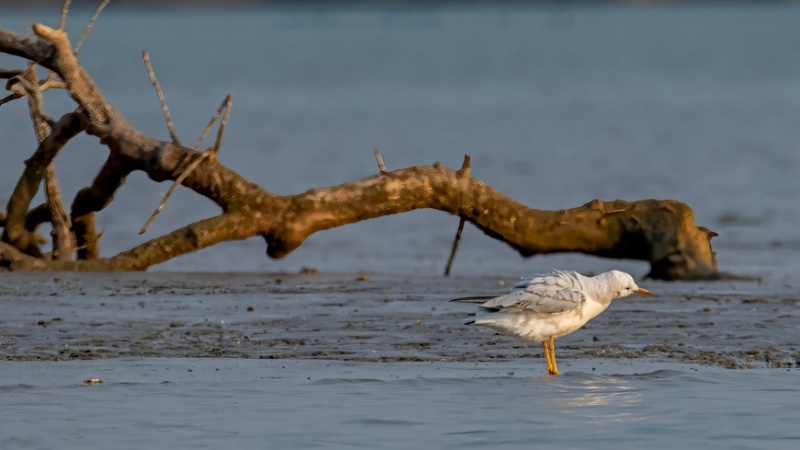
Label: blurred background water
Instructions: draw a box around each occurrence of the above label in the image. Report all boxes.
[2,4,800,448]
[2,3,800,281]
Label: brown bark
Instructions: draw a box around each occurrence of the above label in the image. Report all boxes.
[17,63,75,261]
[2,111,84,256]
[0,22,720,279]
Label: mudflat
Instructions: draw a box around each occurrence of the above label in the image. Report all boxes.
[0,272,795,370]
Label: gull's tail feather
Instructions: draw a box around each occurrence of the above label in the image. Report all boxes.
[450,296,495,304]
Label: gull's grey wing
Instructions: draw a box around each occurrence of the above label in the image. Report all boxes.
[479,271,587,314]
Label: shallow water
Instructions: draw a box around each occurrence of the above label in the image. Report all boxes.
[1,358,797,449]
[0,272,797,448]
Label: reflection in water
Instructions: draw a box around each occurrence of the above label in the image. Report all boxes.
[546,373,642,409]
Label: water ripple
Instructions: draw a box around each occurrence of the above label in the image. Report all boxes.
[0,383,36,392]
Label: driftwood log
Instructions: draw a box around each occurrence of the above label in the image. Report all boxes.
[0,12,719,280]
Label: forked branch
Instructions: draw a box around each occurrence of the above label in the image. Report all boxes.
[0,13,720,279]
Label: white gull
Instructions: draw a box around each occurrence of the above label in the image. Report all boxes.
[451,270,653,375]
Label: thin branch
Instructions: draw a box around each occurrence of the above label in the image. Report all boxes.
[17,64,75,261]
[60,0,72,31]
[193,93,231,149]
[444,155,471,276]
[12,74,50,133]
[75,0,111,54]
[444,218,465,277]
[0,92,23,106]
[2,73,66,108]
[138,154,198,235]
[142,50,180,145]
[14,72,47,136]
[41,229,103,259]
[374,148,387,174]
[140,94,232,235]
[210,94,232,155]
[1,68,24,79]
[3,70,28,106]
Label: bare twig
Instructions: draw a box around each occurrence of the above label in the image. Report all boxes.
[444,155,471,276]
[2,69,27,107]
[193,94,230,149]
[12,76,55,126]
[374,148,387,174]
[142,50,180,145]
[14,66,48,139]
[75,0,111,54]
[210,94,233,155]
[60,0,72,31]
[140,94,233,234]
[42,229,103,259]
[444,218,465,276]
[0,92,23,106]
[3,72,66,109]
[1,68,24,79]
[138,160,193,235]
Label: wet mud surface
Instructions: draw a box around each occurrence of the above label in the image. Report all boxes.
[0,272,797,370]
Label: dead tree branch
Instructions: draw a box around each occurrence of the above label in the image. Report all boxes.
[0,20,720,279]
[3,111,85,256]
[16,63,75,260]
[139,93,233,234]
[75,0,111,54]
[142,50,180,145]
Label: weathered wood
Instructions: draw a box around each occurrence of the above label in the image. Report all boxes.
[0,21,719,279]
[17,64,75,261]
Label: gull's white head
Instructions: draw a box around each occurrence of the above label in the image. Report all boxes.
[599,270,653,301]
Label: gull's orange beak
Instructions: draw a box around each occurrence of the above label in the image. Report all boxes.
[634,288,653,296]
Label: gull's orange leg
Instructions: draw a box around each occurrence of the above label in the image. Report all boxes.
[542,341,554,374]
[549,336,559,375]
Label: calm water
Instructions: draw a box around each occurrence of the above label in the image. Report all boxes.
[2,4,799,280]
[1,4,799,449]
[1,358,798,449]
